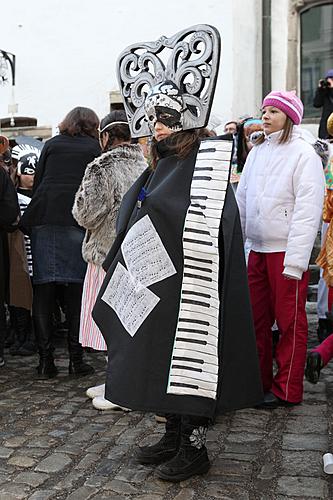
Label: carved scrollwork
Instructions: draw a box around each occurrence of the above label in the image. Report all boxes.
[117,24,221,137]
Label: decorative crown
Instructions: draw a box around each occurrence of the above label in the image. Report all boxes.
[116,24,221,138]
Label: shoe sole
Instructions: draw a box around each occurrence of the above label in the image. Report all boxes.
[93,404,129,411]
[156,462,210,482]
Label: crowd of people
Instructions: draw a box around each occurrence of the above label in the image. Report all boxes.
[0,23,333,482]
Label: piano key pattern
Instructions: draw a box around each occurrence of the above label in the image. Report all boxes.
[167,139,233,400]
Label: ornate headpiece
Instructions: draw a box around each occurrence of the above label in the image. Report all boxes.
[117,24,221,138]
[12,144,41,175]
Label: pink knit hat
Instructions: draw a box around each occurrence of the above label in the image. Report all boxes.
[262,90,304,125]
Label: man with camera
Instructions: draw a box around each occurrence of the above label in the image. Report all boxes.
[313,69,333,139]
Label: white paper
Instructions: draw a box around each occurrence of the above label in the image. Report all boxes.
[101,263,160,337]
[121,215,176,287]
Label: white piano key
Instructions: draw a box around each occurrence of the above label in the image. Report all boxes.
[172,348,219,366]
[171,358,219,374]
[169,375,217,392]
[174,340,217,356]
[183,237,218,253]
[181,292,219,311]
[176,331,219,346]
[190,197,226,211]
[183,248,219,265]
[195,159,230,170]
[185,222,219,240]
[183,260,219,275]
[191,187,228,201]
[191,179,228,193]
[199,140,233,152]
[170,369,218,384]
[177,322,218,338]
[198,141,232,153]
[182,276,218,300]
[167,385,217,399]
[179,306,219,327]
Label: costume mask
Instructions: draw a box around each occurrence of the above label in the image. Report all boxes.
[12,144,41,175]
[144,81,184,133]
[17,153,38,175]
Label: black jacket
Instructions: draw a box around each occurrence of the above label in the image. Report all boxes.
[313,87,333,139]
[0,168,19,228]
[20,134,100,229]
[0,167,19,303]
[93,137,263,418]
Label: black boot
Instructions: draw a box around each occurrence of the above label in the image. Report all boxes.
[33,283,58,379]
[317,318,332,343]
[156,415,210,482]
[17,307,37,356]
[9,307,31,355]
[65,284,94,377]
[136,414,181,465]
[36,354,58,379]
[305,351,323,384]
[0,302,6,367]
[68,358,94,376]
[4,306,16,348]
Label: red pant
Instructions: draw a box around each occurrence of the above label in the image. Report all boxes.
[248,251,309,403]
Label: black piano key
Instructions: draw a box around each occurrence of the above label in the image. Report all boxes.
[181,298,210,308]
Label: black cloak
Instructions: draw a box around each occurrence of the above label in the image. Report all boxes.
[92,136,263,418]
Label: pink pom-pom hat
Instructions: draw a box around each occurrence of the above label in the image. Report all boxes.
[262,90,304,125]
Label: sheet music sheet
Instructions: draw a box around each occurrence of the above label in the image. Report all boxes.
[121,215,176,287]
[101,263,160,337]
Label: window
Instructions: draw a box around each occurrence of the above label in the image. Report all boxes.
[300,3,333,118]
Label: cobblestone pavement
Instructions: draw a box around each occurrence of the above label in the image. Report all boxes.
[0,303,332,500]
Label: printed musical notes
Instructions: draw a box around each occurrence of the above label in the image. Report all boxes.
[102,215,176,337]
[101,263,160,337]
[121,214,176,286]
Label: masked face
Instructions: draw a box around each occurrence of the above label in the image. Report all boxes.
[17,153,38,176]
[144,82,184,134]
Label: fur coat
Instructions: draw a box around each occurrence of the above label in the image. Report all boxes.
[72,144,146,266]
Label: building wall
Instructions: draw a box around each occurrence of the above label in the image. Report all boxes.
[0,0,265,132]
[230,0,262,121]
[271,0,289,91]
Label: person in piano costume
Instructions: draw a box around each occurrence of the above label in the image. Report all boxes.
[92,25,263,481]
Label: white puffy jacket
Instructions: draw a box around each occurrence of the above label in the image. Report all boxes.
[236,128,325,280]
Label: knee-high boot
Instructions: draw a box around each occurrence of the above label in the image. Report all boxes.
[136,414,181,465]
[156,415,210,481]
[33,283,58,379]
[9,307,32,355]
[64,283,94,377]
[0,302,6,365]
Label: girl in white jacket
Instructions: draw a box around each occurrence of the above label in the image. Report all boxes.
[236,90,325,406]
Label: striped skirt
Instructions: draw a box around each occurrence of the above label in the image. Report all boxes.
[79,262,107,351]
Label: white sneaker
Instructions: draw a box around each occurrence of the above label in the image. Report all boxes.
[92,395,131,412]
[86,383,105,399]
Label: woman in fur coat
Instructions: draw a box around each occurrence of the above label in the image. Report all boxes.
[72,110,146,408]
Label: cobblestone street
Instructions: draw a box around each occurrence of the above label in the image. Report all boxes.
[0,303,332,500]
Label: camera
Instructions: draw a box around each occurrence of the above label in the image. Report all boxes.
[319,78,330,89]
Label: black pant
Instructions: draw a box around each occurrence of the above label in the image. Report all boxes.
[33,283,83,361]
